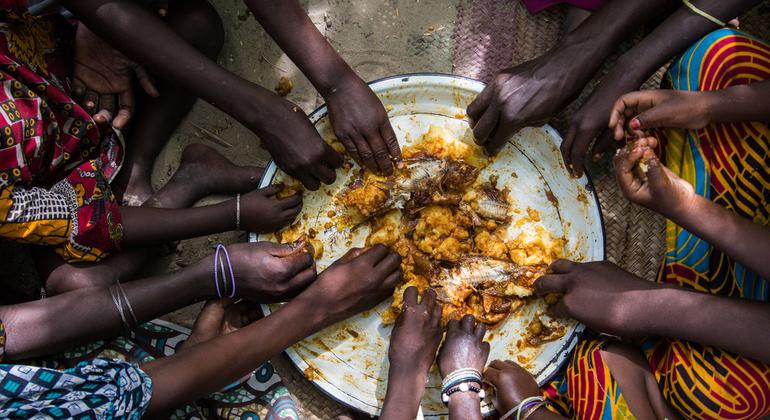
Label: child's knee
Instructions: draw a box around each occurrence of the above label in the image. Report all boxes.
[45,266,111,295]
[169,0,225,59]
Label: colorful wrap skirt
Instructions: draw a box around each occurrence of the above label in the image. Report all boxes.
[544,28,770,420]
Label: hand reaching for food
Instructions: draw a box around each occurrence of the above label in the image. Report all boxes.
[380,287,443,420]
[388,287,442,376]
[73,23,158,129]
[467,58,567,156]
[438,315,490,378]
[534,259,658,338]
[609,90,713,141]
[613,137,696,220]
[239,184,303,233]
[326,75,401,175]
[225,241,317,303]
[297,245,403,325]
[252,97,343,191]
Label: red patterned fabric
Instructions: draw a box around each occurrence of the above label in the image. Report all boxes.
[0,2,123,262]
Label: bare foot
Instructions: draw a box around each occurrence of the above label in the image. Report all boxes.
[174,144,265,197]
[438,314,491,376]
[145,144,265,208]
[114,160,155,206]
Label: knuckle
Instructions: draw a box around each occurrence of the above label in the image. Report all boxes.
[373,149,389,159]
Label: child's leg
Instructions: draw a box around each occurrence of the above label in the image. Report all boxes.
[114,0,225,205]
[38,144,263,295]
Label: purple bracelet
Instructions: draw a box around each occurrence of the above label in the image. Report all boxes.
[519,399,542,414]
[221,245,236,298]
[214,244,237,298]
[213,245,223,298]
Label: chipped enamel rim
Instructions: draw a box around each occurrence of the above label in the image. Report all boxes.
[250,73,605,417]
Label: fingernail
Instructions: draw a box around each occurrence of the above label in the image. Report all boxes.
[630,118,641,130]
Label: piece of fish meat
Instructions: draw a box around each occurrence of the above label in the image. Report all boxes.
[418,255,545,307]
[339,156,480,222]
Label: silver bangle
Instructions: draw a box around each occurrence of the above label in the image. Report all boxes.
[109,286,129,332]
[115,281,138,328]
[235,193,241,230]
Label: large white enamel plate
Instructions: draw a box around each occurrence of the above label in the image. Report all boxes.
[250,74,605,418]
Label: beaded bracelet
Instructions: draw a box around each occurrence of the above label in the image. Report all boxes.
[441,381,486,405]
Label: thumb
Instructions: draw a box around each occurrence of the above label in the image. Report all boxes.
[533,274,569,296]
[643,150,667,192]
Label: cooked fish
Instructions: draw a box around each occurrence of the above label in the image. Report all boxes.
[475,186,511,222]
[339,156,480,222]
[417,256,545,307]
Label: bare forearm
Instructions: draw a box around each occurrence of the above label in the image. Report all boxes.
[669,195,770,279]
[246,0,355,96]
[120,200,235,246]
[1,260,212,360]
[634,285,770,363]
[141,293,326,413]
[611,0,761,88]
[706,80,770,123]
[380,367,426,420]
[542,0,674,94]
[58,0,273,126]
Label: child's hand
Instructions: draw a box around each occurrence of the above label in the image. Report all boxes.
[609,90,713,141]
[438,315,490,377]
[534,259,657,338]
[239,184,302,233]
[485,360,541,415]
[73,23,158,129]
[325,75,401,175]
[613,137,695,220]
[254,98,343,191]
[388,287,442,377]
[297,245,402,326]
[226,241,317,303]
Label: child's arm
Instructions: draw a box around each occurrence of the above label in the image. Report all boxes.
[614,138,770,279]
[246,0,401,175]
[0,242,315,360]
[609,81,770,139]
[535,259,770,364]
[58,0,342,190]
[380,287,442,420]
[437,316,491,420]
[120,186,301,246]
[562,0,762,176]
[140,245,402,414]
